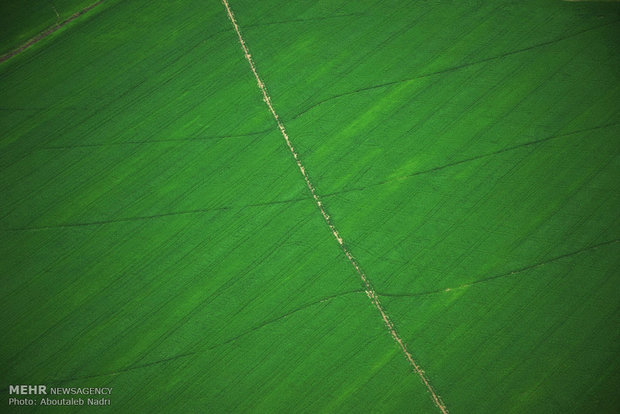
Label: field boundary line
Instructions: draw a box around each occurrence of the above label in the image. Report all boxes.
[221,1,448,412]
[0,0,107,64]
[378,239,620,298]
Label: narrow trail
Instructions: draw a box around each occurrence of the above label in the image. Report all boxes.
[322,122,620,198]
[39,128,273,149]
[0,289,364,391]
[0,0,107,64]
[289,18,620,121]
[378,239,620,298]
[221,1,449,412]
[2,197,309,231]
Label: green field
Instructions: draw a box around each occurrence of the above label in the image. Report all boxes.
[1,0,619,412]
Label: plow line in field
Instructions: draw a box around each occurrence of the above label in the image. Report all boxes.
[221,1,448,412]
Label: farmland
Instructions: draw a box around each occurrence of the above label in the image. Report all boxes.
[1,0,619,412]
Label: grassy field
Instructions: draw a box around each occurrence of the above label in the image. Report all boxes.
[1,0,619,412]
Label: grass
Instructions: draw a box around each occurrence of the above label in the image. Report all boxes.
[1,0,619,412]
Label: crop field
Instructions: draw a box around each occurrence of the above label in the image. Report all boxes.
[1,0,619,413]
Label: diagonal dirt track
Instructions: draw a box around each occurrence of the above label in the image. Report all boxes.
[0,0,107,64]
[221,1,449,412]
